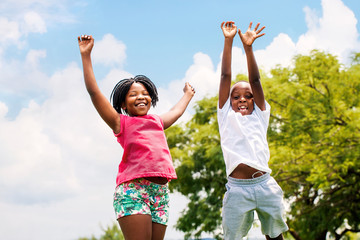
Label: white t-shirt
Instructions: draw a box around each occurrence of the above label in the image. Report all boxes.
[217,98,272,176]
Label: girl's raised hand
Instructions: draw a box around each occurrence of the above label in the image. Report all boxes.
[221,21,237,39]
[78,35,94,55]
[183,82,195,96]
[238,22,265,46]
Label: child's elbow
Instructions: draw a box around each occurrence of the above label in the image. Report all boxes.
[86,88,95,96]
[221,72,231,78]
[87,87,100,98]
[251,77,261,84]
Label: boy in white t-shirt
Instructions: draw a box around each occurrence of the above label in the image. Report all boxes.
[218,21,288,240]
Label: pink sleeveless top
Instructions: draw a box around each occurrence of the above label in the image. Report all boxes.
[114,114,177,186]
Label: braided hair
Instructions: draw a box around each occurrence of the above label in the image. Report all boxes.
[110,75,159,114]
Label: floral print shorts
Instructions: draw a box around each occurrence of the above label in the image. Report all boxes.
[113,178,170,225]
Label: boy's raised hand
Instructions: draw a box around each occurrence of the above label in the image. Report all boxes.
[238,22,265,46]
[78,35,94,55]
[221,21,237,39]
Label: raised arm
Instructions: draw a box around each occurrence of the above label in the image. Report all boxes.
[238,22,266,111]
[160,82,195,129]
[219,21,237,109]
[78,35,120,133]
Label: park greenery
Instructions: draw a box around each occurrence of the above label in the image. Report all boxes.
[166,50,360,240]
[78,222,124,240]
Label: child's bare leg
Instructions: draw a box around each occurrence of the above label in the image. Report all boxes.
[266,234,284,240]
[151,222,167,240]
[118,215,152,240]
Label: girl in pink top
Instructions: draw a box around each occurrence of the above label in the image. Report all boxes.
[78,34,195,240]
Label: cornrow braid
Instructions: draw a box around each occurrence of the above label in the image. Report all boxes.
[110,75,159,115]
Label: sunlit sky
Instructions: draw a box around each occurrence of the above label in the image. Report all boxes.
[0,0,359,239]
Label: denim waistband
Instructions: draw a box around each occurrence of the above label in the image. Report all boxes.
[227,172,270,186]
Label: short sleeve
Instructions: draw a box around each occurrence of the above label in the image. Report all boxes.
[151,114,164,129]
[114,114,124,138]
[217,98,231,126]
[254,101,271,126]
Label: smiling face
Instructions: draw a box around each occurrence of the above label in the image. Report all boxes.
[122,82,152,116]
[230,81,254,115]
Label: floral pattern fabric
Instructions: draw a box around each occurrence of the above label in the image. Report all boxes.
[113,178,170,225]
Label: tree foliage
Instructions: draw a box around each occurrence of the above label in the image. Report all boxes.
[265,50,360,240]
[78,222,124,240]
[166,50,360,240]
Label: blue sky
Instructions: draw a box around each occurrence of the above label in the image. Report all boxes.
[0,0,359,239]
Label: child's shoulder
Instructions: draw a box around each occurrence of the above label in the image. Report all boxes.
[254,100,271,112]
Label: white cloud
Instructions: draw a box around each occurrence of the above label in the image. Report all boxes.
[0,0,78,24]
[0,102,8,118]
[23,11,47,34]
[0,188,116,240]
[0,63,121,206]
[297,0,360,63]
[92,34,127,67]
[0,17,21,44]
[153,52,219,123]
[0,100,77,204]
[25,49,46,68]
[100,68,134,96]
[184,52,218,98]
[0,49,48,93]
[256,33,297,71]
[0,1,77,50]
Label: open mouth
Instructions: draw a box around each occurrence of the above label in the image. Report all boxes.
[135,102,147,107]
[238,105,248,114]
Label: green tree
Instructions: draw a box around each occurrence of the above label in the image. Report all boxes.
[78,222,124,240]
[265,50,360,240]
[166,51,360,240]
